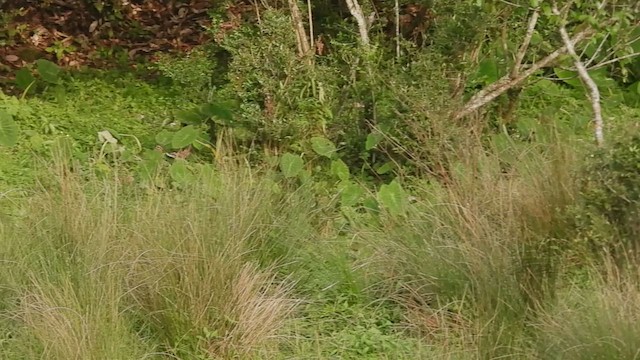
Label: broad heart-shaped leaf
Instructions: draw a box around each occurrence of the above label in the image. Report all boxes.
[137,149,163,180]
[176,108,205,125]
[279,153,304,178]
[310,136,337,158]
[171,125,198,149]
[201,102,234,126]
[0,110,19,147]
[377,179,408,217]
[365,132,383,150]
[15,68,35,91]
[35,59,60,84]
[331,159,350,181]
[169,159,195,185]
[155,129,174,146]
[339,181,363,207]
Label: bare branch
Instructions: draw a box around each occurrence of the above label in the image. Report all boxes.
[511,8,540,78]
[554,3,604,146]
[454,27,594,120]
[586,51,640,71]
[344,0,370,46]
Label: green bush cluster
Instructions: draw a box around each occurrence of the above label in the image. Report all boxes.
[574,135,640,261]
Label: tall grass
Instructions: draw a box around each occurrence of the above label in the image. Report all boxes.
[536,264,640,360]
[359,139,578,358]
[0,162,303,359]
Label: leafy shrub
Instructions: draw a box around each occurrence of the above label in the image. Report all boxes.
[574,135,640,261]
[155,47,216,98]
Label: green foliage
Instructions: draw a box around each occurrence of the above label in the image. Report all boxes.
[0,110,19,147]
[377,179,409,217]
[279,153,304,178]
[155,48,215,97]
[310,136,338,159]
[14,60,62,95]
[574,135,640,259]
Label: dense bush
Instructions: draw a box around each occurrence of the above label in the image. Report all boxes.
[574,135,640,262]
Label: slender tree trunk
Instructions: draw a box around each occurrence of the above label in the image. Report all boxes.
[288,0,310,56]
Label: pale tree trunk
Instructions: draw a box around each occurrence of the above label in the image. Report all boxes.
[344,0,370,46]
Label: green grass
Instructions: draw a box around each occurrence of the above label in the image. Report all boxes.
[3,69,640,359]
[0,69,194,191]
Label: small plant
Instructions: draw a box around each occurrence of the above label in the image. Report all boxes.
[14,59,62,95]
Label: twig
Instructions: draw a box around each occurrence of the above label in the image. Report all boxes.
[586,51,640,71]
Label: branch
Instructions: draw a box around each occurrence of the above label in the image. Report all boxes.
[554,3,604,146]
[586,51,640,71]
[454,27,594,120]
[511,8,539,78]
[344,0,370,46]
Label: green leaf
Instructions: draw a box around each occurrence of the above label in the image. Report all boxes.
[365,132,383,150]
[331,159,350,181]
[35,59,60,84]
[477,58,499,84]
[310,136,337,158]
[15,68,35,91]
[339,181,363,207]
[362,197,379,213]
[176,108,205,125]
[201,102,234,126]
[155,129,174,146]
[169,159,195,185]
[553,68,582,88]
[377,180,408,217]
[0,110,19,147]
[171,125,198,149]
[137,150,163,180]
[280,153,304,178]
[376,162,394,175]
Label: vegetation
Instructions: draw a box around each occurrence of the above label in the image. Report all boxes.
[1,0,640,359]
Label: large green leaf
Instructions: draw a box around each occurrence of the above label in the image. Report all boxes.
[365,132,383,150]
[15,68,35,91]
[0,110,19,147]
[35,59,60,84]
[310,136,337,158]
[339,181,363,207]
[201,102,234,126]
[171,125,198,149]
[377,180,408,217]
[169,159,195,185]
[155,129,174,146]
[137,150,163,180]
[280,153,304,178]
[176,108,205,125]
[331,159,350,181]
